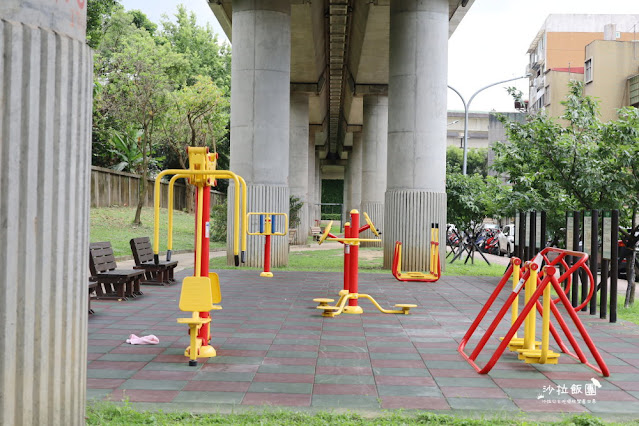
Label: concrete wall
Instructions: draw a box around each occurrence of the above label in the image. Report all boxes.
[0,1,92,424]
[585,40,639,122]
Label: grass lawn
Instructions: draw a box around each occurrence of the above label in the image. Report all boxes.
[90,206,224,257]
[87,401,612,425]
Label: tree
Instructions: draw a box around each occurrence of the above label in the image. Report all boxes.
[86,0,122,48]
[160,76,228,211]
[494,80,639,306]
[96,15,187,224]
[446,146,488,176]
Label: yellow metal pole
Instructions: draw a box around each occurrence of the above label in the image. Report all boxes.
[511,259,521,334]
[523,264,538,351]
[238,176,248,257]
[539,279,551,363]
[194,185,204,277]
[168,174,189,251]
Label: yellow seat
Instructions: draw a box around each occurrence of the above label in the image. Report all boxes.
[313,298,335,307]
[394,303,417,314]
[177,317,211,325]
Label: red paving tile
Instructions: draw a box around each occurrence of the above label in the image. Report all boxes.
[88,339,127,346]
[593,390,639,401]
[318,351,369,360]
[368,346,418,354]
[313,384,377,396]
[441,386,507,398]
[87,379,126,389]
[183,381,251,392]
[224,338,274,345]
[608,365,639,374]
[513,398,588,412]
[610,381,639,391]
[153,354,193,363]
[366,336,411,343]
[108,389,178,403]
[543,371,610,381]
[375,376,435,386]
[381,396,450,410]
[242,392,311,407]
[87,353,102,361]
[253,373,314,383]
[420,353,461,361]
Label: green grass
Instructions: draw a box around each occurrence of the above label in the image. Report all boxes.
[90,206,224,257]
[87,401,614,425]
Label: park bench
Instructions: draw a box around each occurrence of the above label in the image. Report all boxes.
[311,226,322,241]
[129,237,178,286]
[89,241,145,300]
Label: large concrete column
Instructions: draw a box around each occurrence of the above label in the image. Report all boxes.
[228,0,291,267]
[307,133,317,228]
[349,133,363,213]
[1,2,92,425]
[384,0,448,270]
[315,153,322,223]
[289,93,309,244]
[343,162,351,216]
[361,95,388,247]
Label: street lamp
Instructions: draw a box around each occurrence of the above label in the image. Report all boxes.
[448,74,530,175]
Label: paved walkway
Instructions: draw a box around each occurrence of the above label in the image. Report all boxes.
[87,266,639,419]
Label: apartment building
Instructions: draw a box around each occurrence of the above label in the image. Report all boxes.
[527,14,639,118]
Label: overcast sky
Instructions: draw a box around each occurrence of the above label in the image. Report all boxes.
[121,0,639,112]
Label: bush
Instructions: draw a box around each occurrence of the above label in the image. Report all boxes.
[322,213,341,221]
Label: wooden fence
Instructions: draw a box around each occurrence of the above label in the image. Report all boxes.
[91,166,226,210]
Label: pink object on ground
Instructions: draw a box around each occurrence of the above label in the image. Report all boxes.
[126,334,159,345]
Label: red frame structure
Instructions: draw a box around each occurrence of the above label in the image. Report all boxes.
[458,247,610,377]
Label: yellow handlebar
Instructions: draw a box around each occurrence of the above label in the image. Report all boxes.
[363,212,380,237]
[318,221,333,245]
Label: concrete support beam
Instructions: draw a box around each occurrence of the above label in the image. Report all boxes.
[384,0,448,270]
[0,1,92,424]
[360,95,388,247]
[289,93,310,244]
[228,0,291,267]
[348,133,363,213]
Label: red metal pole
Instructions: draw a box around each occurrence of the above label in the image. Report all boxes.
[349,210,359,307]
[343,222,351,294]
[264,234,271,274]
[198,186,211,343]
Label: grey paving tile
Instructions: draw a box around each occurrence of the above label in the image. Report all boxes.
[257,365,316,375]
[434,377,498,388]
[317,358,371,367]
[373,367,431,377]
[143,363,204,371]
[248,382,313,394]
[377,385,442,397]
[173,391,244,404]
[98,354,157,362]
[87,369,136,379]
[193,372,255,382]
[86,389,111,400]
[207,356,264,365]
[369,352,421,360]
[266,351,318,358]
[119,379,187,391]
[447,397,519,411]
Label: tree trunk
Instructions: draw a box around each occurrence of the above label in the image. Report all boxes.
[133,131,149,226]
[624,215,637,308]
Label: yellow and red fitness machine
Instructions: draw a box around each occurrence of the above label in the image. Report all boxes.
[458,247,609,376]
[392,223,441,282]
[152,147,248,366]
[247,212,288,277]
[313,210,417,317]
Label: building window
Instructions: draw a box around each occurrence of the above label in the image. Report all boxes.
[545,86,551,106]
[585,58,593,83]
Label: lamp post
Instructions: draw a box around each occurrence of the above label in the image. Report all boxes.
[448,74,529,175]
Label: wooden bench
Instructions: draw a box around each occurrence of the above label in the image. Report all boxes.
[311,226,322,241]
[129,237,178,286]
[89,242,145,300]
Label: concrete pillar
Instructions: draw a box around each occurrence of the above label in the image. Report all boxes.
[361,95,388,247]
[307,134,317,228]
[343,162,351,216]
[384,0,448,270]
[349,133,363,213]
[289,93,309,244]
[315,153,322,223]
[228,0,291,267]
[0,2,92,425]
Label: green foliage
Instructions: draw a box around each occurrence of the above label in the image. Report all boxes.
[86,0,122,48]
[446,146,489,177]
[289,196,304,229]
[209,201,227,243]
[446,173,510,231]
[492,80,638,241]
[322,213,342,221]
[321,179,343,218]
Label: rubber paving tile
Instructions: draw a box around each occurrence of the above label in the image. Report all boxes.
[86,268,639,416]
